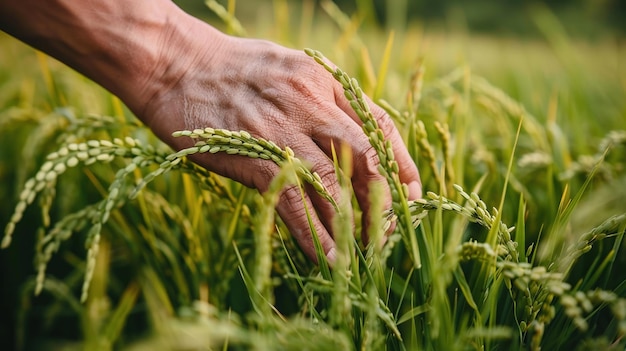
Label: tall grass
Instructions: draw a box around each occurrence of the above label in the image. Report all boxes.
[1,1,625,350]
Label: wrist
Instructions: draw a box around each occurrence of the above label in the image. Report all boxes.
[135,10,227,123]
[0,0,227,125]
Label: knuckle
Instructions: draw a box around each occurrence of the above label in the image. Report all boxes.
[283,60,331,98]
[314,166,339,190]
[279,184,305,208]
[374,109,397,134]
[249,161,280,193]
[354,143,383,178]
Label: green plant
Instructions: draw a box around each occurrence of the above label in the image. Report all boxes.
[1,1,625,350]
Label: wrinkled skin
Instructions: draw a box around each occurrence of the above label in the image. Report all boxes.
[142,30,422,262]
[0,0,422,263]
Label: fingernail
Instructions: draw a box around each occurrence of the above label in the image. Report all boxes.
[326,247,337,264]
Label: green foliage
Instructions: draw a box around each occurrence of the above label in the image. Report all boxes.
[1,1,626,350]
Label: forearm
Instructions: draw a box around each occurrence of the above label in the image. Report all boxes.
[0,0,223,118]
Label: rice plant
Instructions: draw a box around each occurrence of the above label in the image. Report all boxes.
[1,1,625,350]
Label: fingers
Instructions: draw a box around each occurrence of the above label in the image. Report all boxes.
[276,183,337,264]
[332,85,422,200]
[289,136,344,228]
[197,149,339,264]
[309,104,389,244]
[323,83,421,245]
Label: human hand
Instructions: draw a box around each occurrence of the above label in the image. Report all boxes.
[136,16,421,263]
[0,0,421,263]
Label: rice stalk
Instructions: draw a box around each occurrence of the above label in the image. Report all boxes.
[171,128,339,212]
[434,121,456,191]
[414,119,441,186]
[305,48,421,269]
[2,137,145,249]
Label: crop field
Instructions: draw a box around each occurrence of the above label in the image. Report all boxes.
[1,1,625,350]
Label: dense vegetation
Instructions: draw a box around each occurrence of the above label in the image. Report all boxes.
[1,1,625,350]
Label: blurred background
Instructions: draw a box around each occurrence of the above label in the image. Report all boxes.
[0,0,624,350]
[177,0,626,38]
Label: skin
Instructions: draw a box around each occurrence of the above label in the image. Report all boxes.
[0,0,421,263]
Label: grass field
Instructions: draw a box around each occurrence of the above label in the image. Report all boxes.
[1,1,625,350]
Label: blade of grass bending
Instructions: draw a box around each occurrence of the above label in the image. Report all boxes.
[602,225,625,289]
[233,243,263,313]
[582,249,616,291]
[277,229,324,321]
[529,225,544,266]
[102,281,140,344]
[397,304,429,325]
[575,217,626,289]
[360,46,377,95]
[483,273,505,351]
[408,294,419,350]
[452,266,480,315]
[296,175,332,280]
[385,267,394,306]
[393,267,414,318]
[221,186,248,269]
[140,267,175,333]
[204,0,247,37]
[235,242,289,322]
[373,31,395,101]
[613,280,626,299]
[486,116,523,249]
[548,149,608,268]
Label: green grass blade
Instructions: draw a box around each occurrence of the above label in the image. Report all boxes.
[102,281,140,344]
[373,31,395,101]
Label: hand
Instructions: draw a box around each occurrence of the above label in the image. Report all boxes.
[138,17,422,263]
[0,0,421,263]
